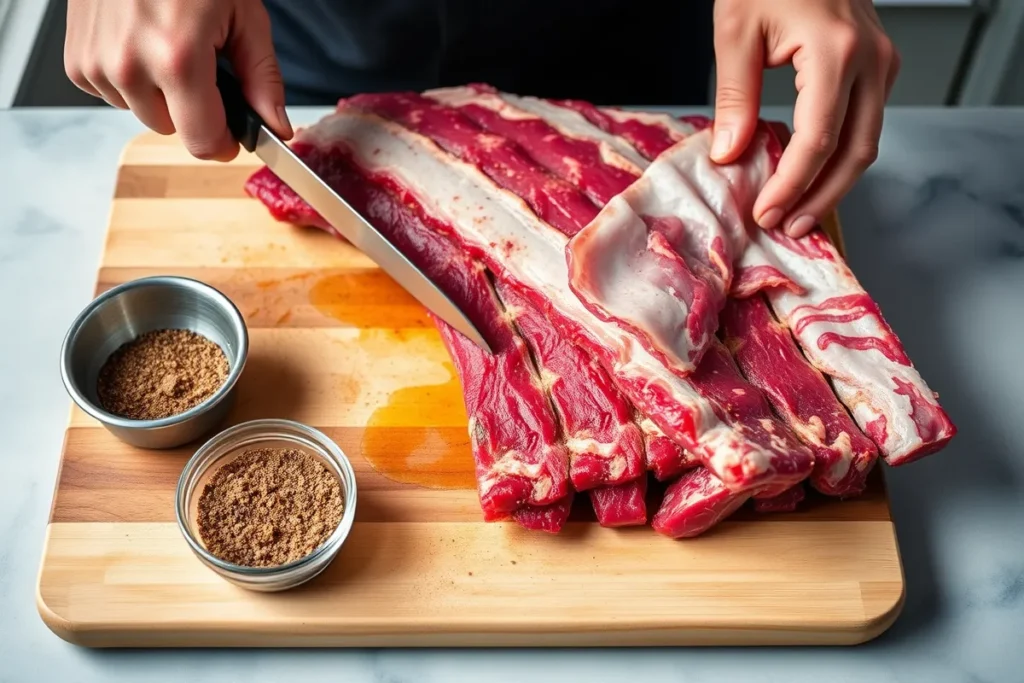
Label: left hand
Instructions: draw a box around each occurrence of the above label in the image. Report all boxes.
[709,0,900,237]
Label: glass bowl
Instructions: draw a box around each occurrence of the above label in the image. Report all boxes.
[175,419,357,592]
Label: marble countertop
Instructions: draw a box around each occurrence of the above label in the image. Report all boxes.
[1,106,1022,682]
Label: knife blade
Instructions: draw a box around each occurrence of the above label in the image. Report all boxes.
[215,64,493,354]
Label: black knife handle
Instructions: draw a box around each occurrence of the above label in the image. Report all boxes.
[216,61,263,153]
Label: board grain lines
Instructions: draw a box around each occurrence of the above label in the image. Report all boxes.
[36,131,904,648]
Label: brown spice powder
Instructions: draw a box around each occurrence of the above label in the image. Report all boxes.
[196,448,344,567]
[97,328,229,420]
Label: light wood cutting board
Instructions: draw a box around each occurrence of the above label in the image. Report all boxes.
[36,132,903,648]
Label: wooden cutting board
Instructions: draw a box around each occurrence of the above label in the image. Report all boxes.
[36,131,903,648]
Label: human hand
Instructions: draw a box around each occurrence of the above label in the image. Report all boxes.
[64,0,292,161]
[709,0,899,237]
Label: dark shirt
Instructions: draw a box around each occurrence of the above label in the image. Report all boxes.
[263,0,713,105]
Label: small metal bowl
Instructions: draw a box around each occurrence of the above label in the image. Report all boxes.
[60,275,248,449]
[175,419,357,592]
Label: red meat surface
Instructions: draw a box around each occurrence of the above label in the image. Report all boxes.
[684,340,814,496]
[751,483,806,513]
[651,468,750,539]
[589,477,648,527]
[638,417,701,481]
[514,492,575,533]
[551,99,694,160]
[498,285,645,491]
[720,296,878,497]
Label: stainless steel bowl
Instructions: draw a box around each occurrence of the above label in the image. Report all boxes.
[176,419,357,592]
[60,276,248,449]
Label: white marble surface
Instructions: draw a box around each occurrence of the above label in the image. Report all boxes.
[1,106,1022,682]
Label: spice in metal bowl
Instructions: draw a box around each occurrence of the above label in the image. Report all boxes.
[196,447,344,567]
[96,328,229,420]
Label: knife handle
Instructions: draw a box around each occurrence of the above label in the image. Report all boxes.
[215,62,263,153]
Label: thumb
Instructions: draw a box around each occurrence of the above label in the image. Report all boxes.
[711,22,763,164]
[227,4,292,139]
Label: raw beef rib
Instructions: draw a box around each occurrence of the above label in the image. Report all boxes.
[652,467,751,539]
[736,227,957,465]
[498,284,646,491]
[246,146,571,522]
[720,295,878,497]
[751,483,806,513]
[590,477,649,528]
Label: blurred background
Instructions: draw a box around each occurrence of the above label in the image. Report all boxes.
[1,0,1022,109]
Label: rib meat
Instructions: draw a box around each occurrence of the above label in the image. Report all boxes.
[345,92,713,491]
[683,340,813,496]
[555,103,909,492]
[720,295,878,497]
[551,99,696,160]
[738,227,958,465]
[245,144,570,520]
[651,467,751,539]
[639,417,701,481]
[432,87,769,374]
[751,483,806,513]
[426,86,639,206]
[434,312,569,516]
[376,91,813,492]
[347,91,601,238]
[514,492,575,533]
[497,284,646,491]
[590,477,648,527]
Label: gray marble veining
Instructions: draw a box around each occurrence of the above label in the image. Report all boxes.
[0,107,1022,682]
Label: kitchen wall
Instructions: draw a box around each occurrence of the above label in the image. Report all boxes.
[4,0,1022,108]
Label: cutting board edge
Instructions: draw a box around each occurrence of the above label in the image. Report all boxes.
[36,609,906,649]
[35,520,906,649]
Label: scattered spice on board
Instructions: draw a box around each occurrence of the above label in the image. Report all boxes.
[197,447,344,567]
[96,328,228,419]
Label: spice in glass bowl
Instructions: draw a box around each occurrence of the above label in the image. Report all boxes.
[196,447,344,567]
[96,328,229,420]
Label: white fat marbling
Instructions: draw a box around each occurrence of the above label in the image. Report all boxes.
[1,106,1022,682]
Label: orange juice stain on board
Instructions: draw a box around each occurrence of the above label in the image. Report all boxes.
[362,363,476,490]
[309,272,430,328]
[308,274,475,490]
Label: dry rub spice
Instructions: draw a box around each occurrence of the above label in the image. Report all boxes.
[97,328,228,420]
[197,448,344,567]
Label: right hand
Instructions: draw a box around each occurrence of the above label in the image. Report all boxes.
[64,0,293,161]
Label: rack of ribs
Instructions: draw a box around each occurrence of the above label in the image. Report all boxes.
[245,86,955,537]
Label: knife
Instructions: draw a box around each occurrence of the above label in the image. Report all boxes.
[215,63,493,353]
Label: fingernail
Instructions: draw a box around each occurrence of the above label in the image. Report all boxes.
[786,215,816,237]
[758,207,783,230]
[277,106,293,138]
[710,129,732,161]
